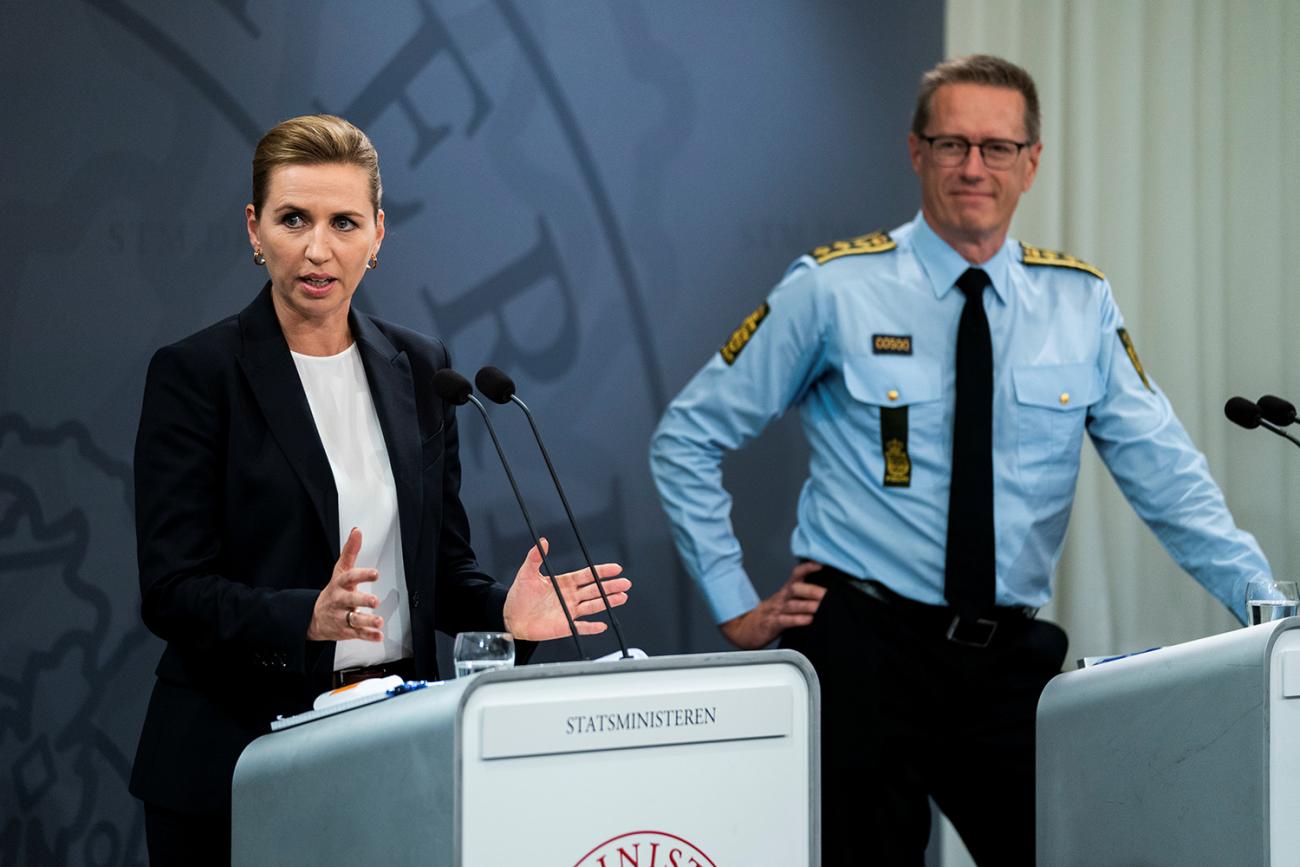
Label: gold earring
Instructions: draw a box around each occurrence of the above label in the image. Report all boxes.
[252,247,266,266]
[367,253,379,270]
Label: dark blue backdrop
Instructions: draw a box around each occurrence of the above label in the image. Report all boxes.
[1,2,941,863]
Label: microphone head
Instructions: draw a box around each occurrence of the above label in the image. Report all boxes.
[1257,394,1297,426]
[433,368,473,406]
[475,366,517,404]
[1224,396,1262,430]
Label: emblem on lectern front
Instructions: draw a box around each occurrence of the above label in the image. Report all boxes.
[575,830,716,867]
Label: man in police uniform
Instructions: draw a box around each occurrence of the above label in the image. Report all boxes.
[649,55,1271,865]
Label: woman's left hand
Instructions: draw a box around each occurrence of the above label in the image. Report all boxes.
[503,538,631,641]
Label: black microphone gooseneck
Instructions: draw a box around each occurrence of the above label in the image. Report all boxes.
[475,366,632,659]
[1257,395,1298,427]
[433,369,586,659]
[1225,395,1300,449]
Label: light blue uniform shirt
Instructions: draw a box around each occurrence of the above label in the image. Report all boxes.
[650,214,1269,624]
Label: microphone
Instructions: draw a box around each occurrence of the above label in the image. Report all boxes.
[1224,396,1262,429]
[432,368,586,659]
[475,365,632,659]
[1225,395,1300,449]
[1257,395,1298,426]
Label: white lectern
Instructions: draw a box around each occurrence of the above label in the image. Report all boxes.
[232,650,819,865]
[1037,618,1300,865]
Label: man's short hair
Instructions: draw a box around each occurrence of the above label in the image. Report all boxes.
[911,54,1040,144]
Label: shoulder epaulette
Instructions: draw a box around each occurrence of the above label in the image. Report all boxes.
[1020,242,1105,279]
[809,231,896,265]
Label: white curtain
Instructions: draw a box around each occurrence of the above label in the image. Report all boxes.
[939,2,1300,864]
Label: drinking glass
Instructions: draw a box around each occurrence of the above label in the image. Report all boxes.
[1245,578,1299,626]
[453,631,515,678]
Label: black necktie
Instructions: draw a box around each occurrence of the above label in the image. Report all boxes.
[945,267,995,614]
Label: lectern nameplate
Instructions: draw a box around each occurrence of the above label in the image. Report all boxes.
[480,684,792,758]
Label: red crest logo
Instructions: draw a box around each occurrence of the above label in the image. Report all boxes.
[574,830,717,867]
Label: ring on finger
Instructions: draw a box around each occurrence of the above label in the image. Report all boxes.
[346,609,356,629]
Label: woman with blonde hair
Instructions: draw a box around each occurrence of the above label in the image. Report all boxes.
[129,114,629,865]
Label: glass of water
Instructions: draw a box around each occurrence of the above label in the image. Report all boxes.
[1245,578,1300,626]
[453,631,515,678]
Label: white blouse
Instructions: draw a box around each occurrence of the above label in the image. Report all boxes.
[291,343,411,669]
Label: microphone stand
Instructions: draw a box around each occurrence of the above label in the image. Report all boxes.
[508,393,632,659]
[462,392,587,659]
[1259,419,1300,449]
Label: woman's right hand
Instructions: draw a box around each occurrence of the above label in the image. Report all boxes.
[306,528,384,642]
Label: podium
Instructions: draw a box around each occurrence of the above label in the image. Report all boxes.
[232,650,819,865]
[1037,618,1300,865]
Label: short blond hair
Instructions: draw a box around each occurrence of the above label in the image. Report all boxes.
[250,114,382,216]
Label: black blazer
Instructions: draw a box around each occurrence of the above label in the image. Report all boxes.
[130,284,509,812]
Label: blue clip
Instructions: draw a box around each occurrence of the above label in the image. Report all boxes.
[1096,647,1160,666]
[387,680,429,697]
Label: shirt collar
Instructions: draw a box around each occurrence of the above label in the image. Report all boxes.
[911,211,1013,304]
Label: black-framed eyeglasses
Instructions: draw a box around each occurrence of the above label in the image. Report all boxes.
[920,135,1030,169]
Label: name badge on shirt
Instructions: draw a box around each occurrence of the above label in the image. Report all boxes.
[873,334,912,355]
[880,406,910,487]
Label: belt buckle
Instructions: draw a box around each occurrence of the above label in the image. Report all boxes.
[946,615,997,648]
[333,665,379,688]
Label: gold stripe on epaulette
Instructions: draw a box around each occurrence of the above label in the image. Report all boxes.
[1020,242,1105,279]
[810,231,896,264]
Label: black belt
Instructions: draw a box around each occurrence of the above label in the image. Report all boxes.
[818,567,1036,649]
[332,658,415,689]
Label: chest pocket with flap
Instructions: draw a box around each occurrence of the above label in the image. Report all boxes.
[1012,362,1100,471]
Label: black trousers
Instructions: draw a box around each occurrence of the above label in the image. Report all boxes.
[144,801,231,867]
[781,572,1068,867]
